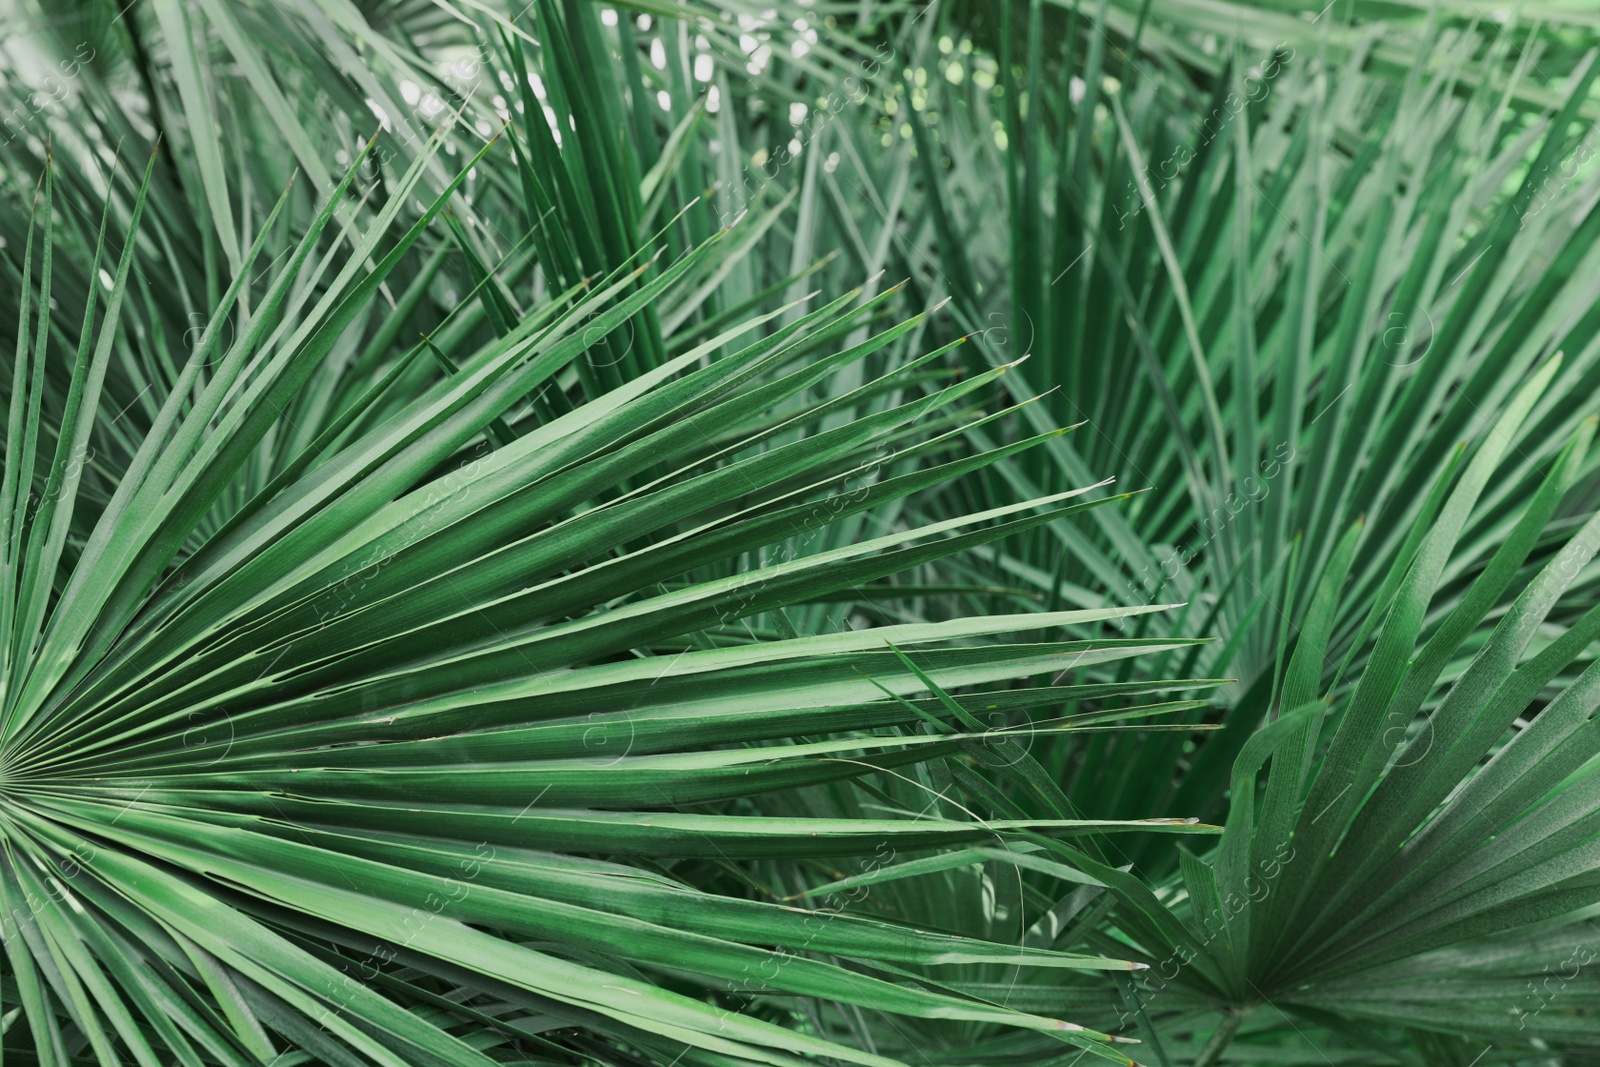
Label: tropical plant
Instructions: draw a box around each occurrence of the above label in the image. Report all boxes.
[5,0,1600,1064]
[866,1,1600,1061]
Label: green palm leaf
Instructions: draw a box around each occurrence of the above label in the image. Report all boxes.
[0,117,1216,1061]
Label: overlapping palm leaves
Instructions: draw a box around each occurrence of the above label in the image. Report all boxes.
[8,0,1600,1062]
[865,0,1600,1059]
[0,63,1229,1064]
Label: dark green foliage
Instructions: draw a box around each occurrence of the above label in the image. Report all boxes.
[3,0,1600,1063]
